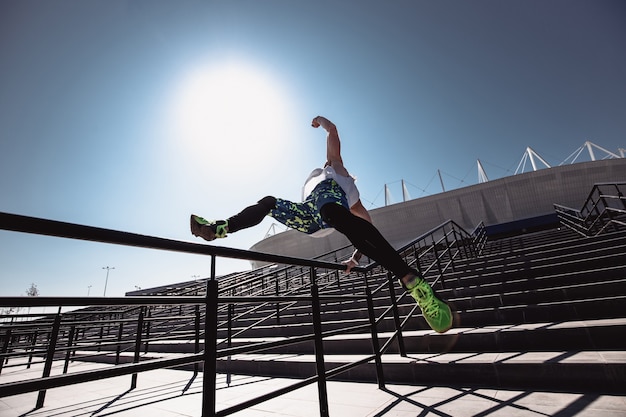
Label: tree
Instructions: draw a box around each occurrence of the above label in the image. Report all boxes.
[26,283,39,297]
[25,283,39,316]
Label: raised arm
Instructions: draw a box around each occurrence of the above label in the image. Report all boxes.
[311,115,365,273]
[311,116,349,177]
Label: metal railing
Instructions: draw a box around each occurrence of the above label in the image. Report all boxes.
[0,212,485,416]
[554,182,626,237]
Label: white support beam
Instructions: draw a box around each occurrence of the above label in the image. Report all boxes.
[527,147,551,170]
[384,184,392,206]
[477,159,489,183]
[401,179,410,202]
[585,141,620,160]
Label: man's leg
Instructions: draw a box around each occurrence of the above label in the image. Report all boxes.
[191,195,324,241]
[268,198,324,234]
[191,196,277,241]
[228,196,277,232]
[319,203,410,275]
[320,203,453,333]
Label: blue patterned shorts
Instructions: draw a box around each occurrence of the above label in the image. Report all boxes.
[269,179,348,234]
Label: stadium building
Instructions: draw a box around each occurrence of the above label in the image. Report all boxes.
[251,144,626,266]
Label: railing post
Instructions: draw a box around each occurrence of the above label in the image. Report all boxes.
[96,321,103,352]
[275,276,281,325]
[310,267,329,417]
[456,228,470,260]
[36,310,62,409]
[144,307,151,354]
[0,329,12,375]
[411,243,419,266]
[194,305,200,377]
[27,329,38,369]
[115,314,124,365]
[107,313,114,337]
[202,255,218,417]
[469,231,478,258]
[72,326,78,360]
[590,189,603,234]
[414,243,424,277]
[365,278,385,389]
[431,235,442,276]
[443,227,456,276]
[130,306,145,390]
[63,325,76,374]
[227,303,233,387]
[618,186,626,210]
[601,187,622,233]
[387,272,407,357]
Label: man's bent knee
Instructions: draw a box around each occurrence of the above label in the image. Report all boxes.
[258,196,277,210]
[320,203,349,227]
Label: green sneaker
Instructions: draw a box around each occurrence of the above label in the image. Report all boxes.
[190,215,228,241]
[404,277,453,333]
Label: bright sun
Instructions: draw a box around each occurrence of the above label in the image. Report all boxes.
[170,60,293,174]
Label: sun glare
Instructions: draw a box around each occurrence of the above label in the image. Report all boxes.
[170,61,293,176]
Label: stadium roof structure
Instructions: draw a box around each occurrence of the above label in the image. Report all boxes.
[512,141,624,177]
[397,141,624,195]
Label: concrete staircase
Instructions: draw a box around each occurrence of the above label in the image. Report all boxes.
[39,227,624,395]
[204,228,626,394]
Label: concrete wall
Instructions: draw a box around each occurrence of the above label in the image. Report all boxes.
[250,159,626,264]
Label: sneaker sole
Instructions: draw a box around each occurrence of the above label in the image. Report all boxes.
[431,303,453,333]
[408,283,454,333]
[190,215,216,241]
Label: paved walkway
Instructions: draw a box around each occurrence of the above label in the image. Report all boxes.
[1,362,625,416]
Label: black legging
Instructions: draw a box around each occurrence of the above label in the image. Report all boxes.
[227,196,414,279]
[227,196,277,232]
[319,203,414,278]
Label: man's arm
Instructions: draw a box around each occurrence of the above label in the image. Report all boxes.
[312,116,349,177]
[312,115,366,273]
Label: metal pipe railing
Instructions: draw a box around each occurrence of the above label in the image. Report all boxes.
[554,182,626,237]
[0,211,484,416]
[0,212,364,273]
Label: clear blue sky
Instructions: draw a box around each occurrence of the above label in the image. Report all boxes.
[1,0,624,297]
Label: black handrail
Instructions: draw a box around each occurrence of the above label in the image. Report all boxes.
[0,211,484,416]
[0,212,363,273]
[554,182,626,237]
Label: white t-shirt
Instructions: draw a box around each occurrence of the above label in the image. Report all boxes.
[302,166,361,208]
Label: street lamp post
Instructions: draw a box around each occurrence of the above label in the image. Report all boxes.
[102,266,115,296]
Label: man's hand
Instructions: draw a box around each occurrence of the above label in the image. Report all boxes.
[342,258,359,274]
[312,116,334,131]
[342,250,362,274]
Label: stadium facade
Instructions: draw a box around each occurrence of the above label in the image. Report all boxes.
[250,158,626,265]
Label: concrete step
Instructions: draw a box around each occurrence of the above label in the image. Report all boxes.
[212,351,626,394]
[142,318,626,356]
[215,287,626,338]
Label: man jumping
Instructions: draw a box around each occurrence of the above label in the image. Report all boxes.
[191,116,453,333]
